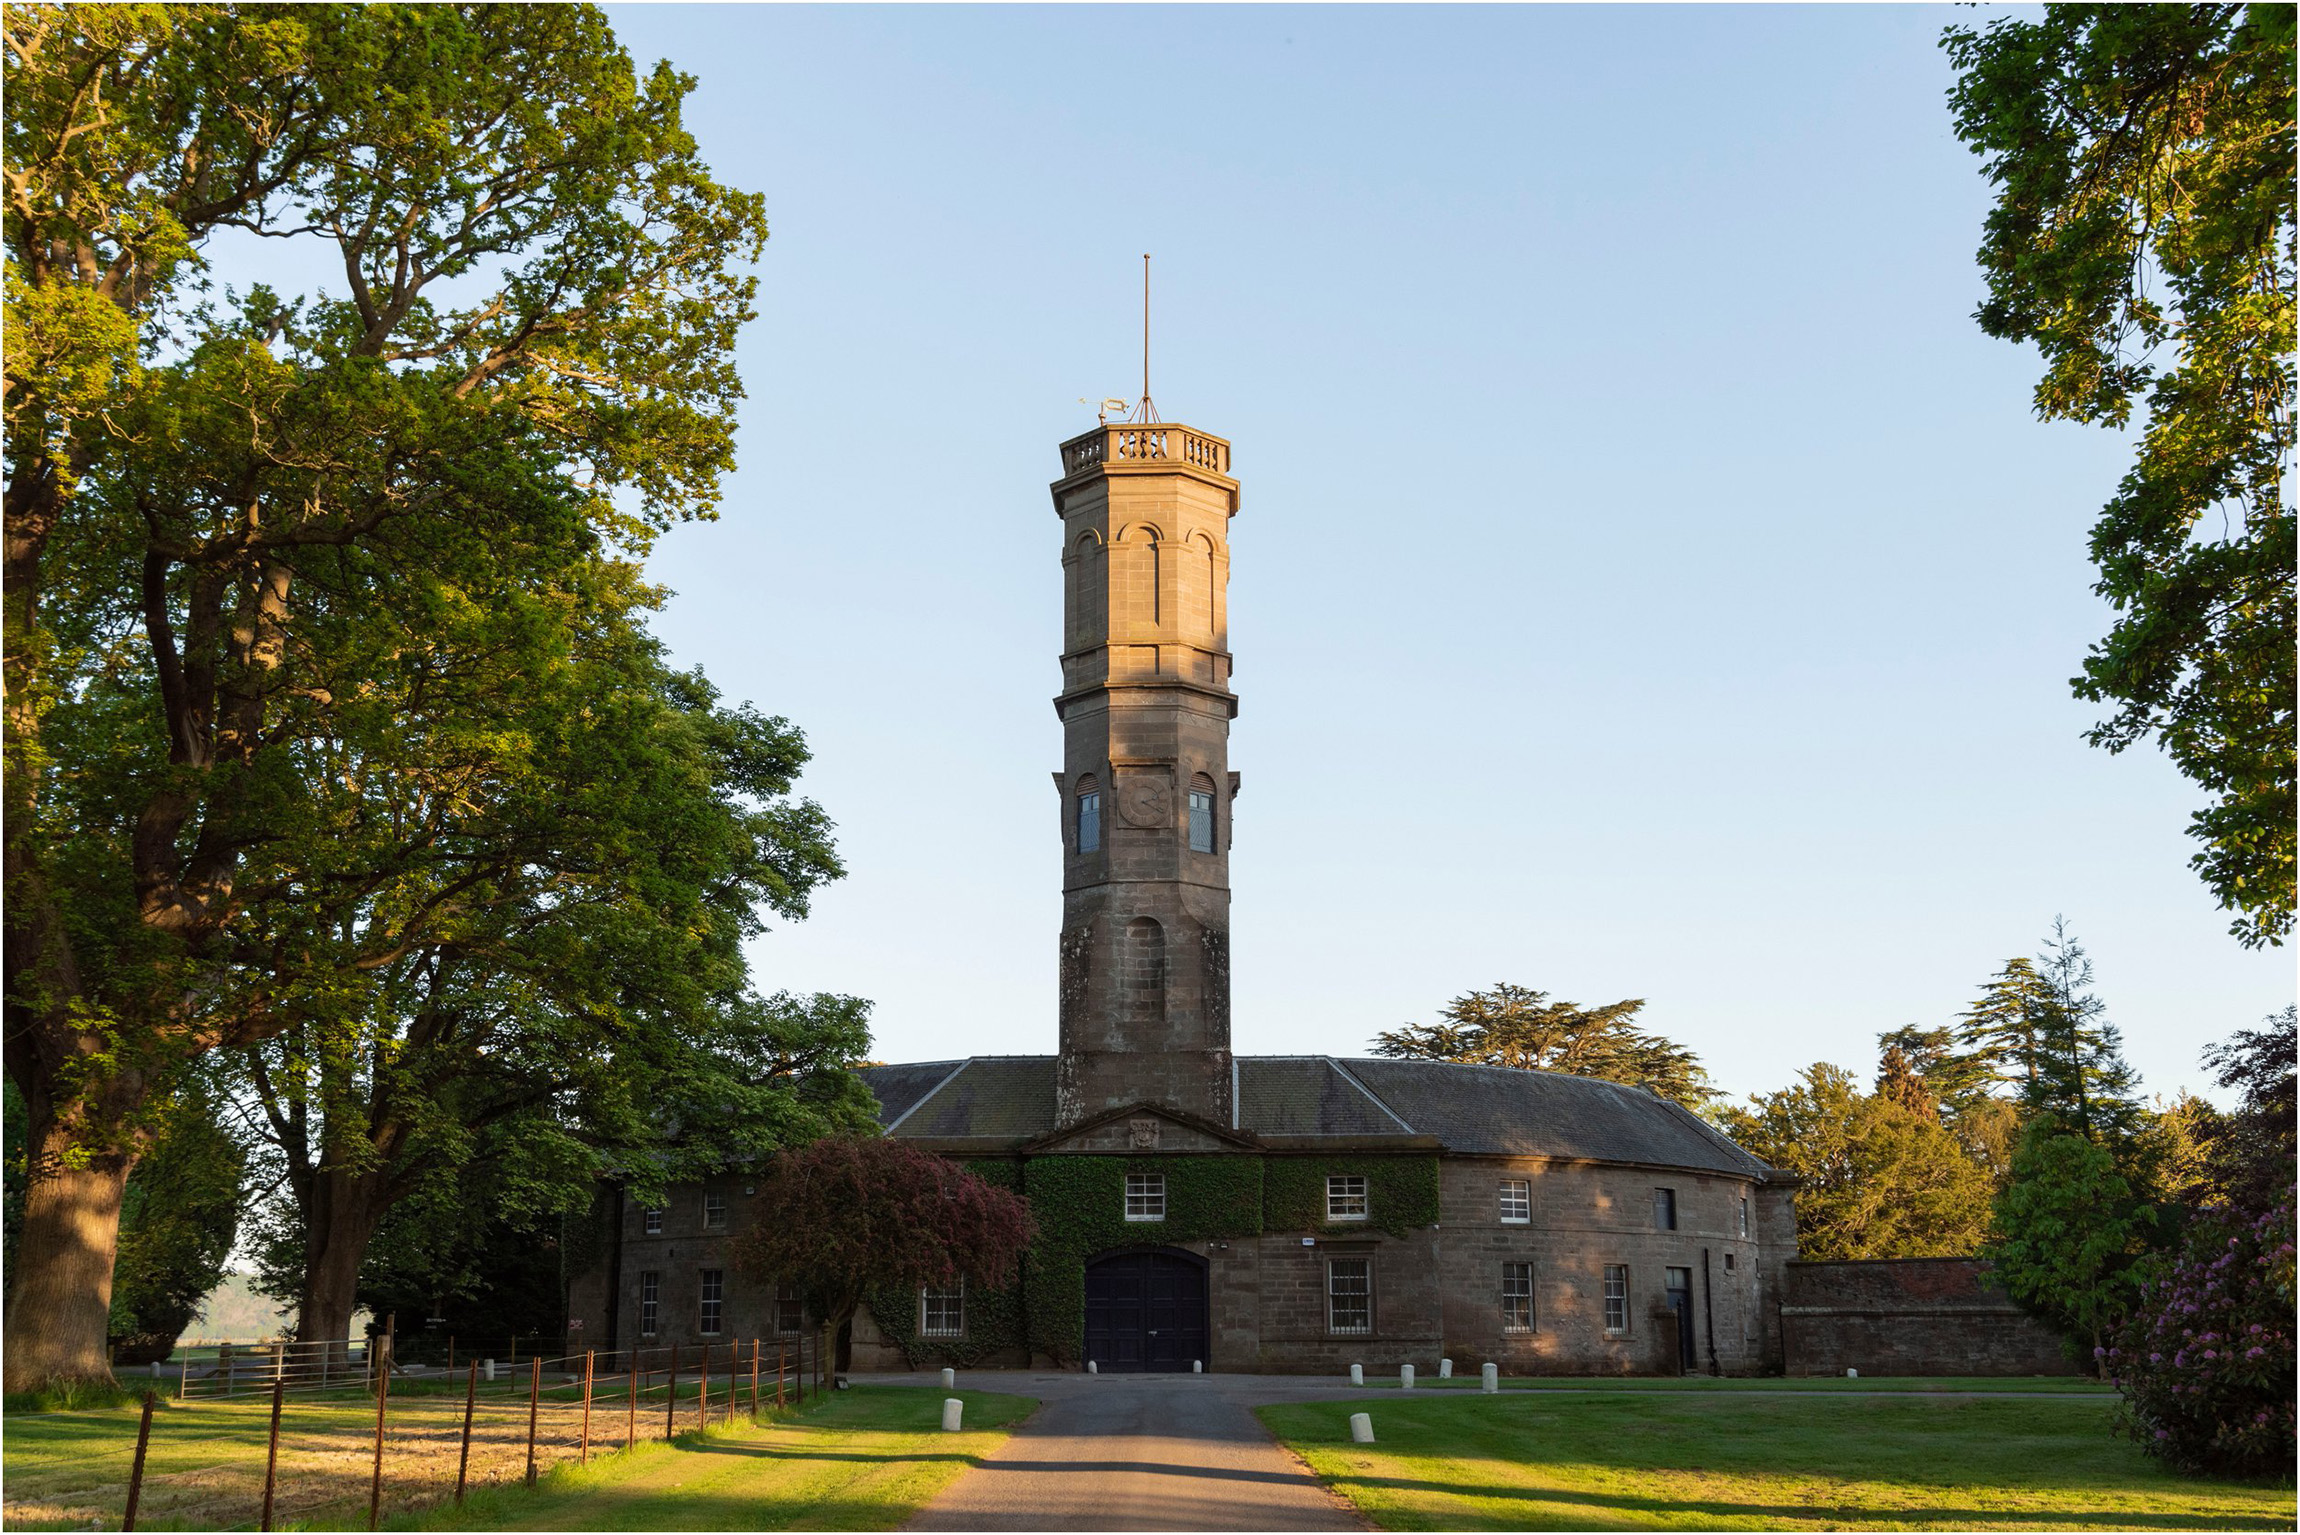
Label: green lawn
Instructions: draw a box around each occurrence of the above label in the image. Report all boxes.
[393,1386,1037,1532]
[2,1383,1033,1531]
[1334,1375,2111,1394]
[1258,1391,2294,1531]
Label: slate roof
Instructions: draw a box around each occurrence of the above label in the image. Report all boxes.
[857,1055,1773,1178]
[869,1057,1059,1139]
[1340,1058,1771,1176]
[1237,1057,1411,1137]
[856,1060,967,1129]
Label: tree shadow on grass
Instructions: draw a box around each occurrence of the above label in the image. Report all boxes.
[1314,1470,2293,1532]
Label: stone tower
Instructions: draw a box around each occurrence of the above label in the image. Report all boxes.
[1050,419,1240,1127]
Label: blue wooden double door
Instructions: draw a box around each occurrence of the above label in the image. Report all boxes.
[1083,1248,1209,1372]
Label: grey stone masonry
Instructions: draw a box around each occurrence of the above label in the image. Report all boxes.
[1050,422,1241,1128]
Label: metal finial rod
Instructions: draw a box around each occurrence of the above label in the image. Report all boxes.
[1141,254,1151,420]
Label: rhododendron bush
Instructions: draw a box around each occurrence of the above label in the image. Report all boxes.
[2101,1190,2295,1479]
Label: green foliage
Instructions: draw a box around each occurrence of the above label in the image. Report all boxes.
[2020,920,2148,1154]
[1987,1115,2167,1358]
[0,3,867,1386]
[2196,1006,2297,1215]
[1262,1157,1440,1239]
[1016,1156,1264,1364]
[1715,1065,1996,1260]
[2104,1191,2296,1480]
[107,1089,244,1364]
[1371,983,1715,1109]
[1942,6,2296,947]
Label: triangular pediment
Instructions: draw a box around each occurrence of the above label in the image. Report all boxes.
[1022,1100,1260,1156]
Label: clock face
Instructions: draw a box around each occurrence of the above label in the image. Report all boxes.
[1118,778,1171,828]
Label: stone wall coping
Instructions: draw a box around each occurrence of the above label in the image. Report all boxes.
[1785,1257,1994,1269]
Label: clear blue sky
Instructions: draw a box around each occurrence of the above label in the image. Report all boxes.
[598,2,2291,1104]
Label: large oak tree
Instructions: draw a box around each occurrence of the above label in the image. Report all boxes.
[1943,6,2295,947]
[3,4,775,1389]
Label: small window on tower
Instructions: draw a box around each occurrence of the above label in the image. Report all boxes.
[1188,781,1215,853]
[1078,788,1102,852]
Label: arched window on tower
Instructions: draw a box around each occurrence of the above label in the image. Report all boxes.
[1188,773,1216,853]
[1077,776,1101,853]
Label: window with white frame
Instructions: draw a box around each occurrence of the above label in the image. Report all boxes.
[921,1280,965,1338]
[1327,1259,1372,1335]
[1653,1187,1677,1231]
[1502,1261,1534,1331]
[1188,789,1215,853]
[703,1192,727,1231]
[1739,1196,1749,1237]
[639,1271,660,1336]
[699,1269,724,1335]
[1125,1172,1166,1221]
[1498,1178,1531,1223]
[642,1207,664,1236]
[1603,1264,1629,1332]
[1326,1174,1368,1221]
[1078,787,1102,853]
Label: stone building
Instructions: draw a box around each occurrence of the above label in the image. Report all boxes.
[567,413,1800,1374]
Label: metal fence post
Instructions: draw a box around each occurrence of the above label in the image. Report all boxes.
[260,1374,285,1531]
[627,1349,638,1449]
[455,1361,478,1506]
[525,1357,541,1487]
[777,1341,786,1409]
[366,1357,390,1530]
[750,1338,761,1420]
[698,1342,711,1432]
[122,1393,156,1532]
[664,1343,679,1440]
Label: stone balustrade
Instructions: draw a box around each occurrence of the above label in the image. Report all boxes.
[1060,423,1231,478]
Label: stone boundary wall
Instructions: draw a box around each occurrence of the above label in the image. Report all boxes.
[1780,1257,2079,1377]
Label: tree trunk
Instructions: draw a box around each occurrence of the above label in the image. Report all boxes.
[1,1122,132,1393]
[293,1168,393,1370]
[1,842,144,1394]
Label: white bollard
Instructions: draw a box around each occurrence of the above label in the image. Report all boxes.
[1349,1363,1363,1385]
[941,1367,955,1390]
[1846,1367,1859,1379]
[1438,1358,1452,1379]
[1481,1362,1498,1394]
[942,1397,964,1431]
[1192,1360,1202,1373]
[1400,1364,1415,1390]
[1349,1411,1375,1444]
[484,1358,497,1382]
[1087,1360,1098,1374]
[150,1362,161,1379]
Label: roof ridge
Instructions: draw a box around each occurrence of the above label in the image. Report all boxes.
[1323,1056,1417,1134]
[882,1059,972,1134]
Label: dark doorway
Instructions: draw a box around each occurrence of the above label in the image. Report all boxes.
[1664,1266,1696,1373]
[1083,1248,1209,1372]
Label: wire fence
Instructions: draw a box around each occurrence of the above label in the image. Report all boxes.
[78,1335,829,1532]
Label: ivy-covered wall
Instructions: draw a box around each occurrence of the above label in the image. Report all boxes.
[1264,1155,1441,1238]
[1021,1155,1263,1362]
[863,1152,1442,1367]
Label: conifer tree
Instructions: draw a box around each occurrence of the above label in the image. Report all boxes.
[1370,983,1714,1109]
